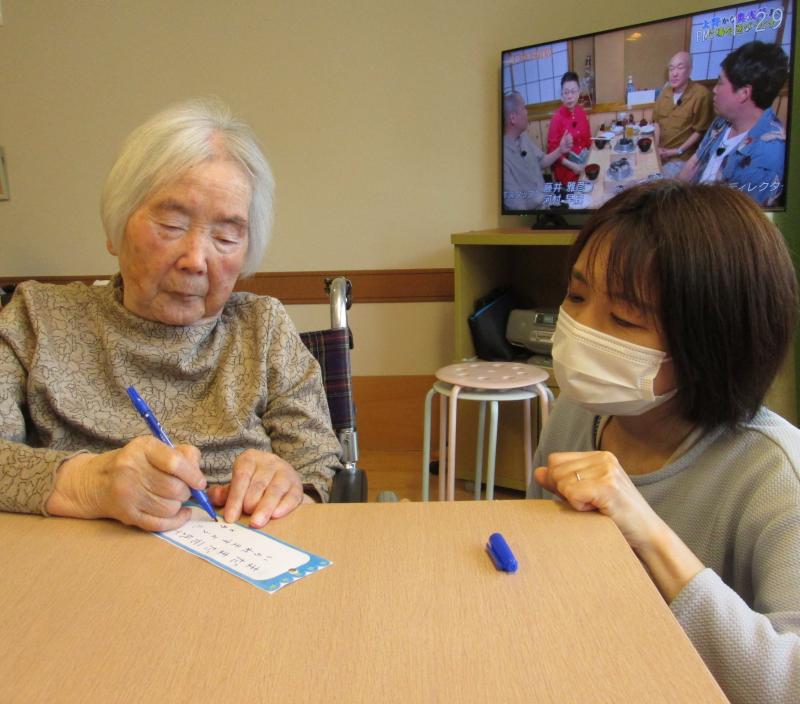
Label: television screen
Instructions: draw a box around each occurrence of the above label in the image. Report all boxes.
[501,1,795,215]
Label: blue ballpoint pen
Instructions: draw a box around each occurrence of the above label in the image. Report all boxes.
[126,385,218,522]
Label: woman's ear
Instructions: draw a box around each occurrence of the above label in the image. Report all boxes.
[106,238,117,256]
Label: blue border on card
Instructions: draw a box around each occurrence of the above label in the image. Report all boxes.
[155,503,332,593]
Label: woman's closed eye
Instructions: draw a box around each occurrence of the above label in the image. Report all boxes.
[214,238,242,250]
[212,226,246,248]
[609,300,655,331]
[610,313,641,329]
[159,220,188,234]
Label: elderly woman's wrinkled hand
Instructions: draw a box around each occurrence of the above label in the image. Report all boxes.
[534,451,664,552]
[47,436,207,532]
[207,449,307,528]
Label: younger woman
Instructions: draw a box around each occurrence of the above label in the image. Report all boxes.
[529,180,800,704]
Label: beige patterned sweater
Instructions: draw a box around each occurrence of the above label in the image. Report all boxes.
[0,277,341,513]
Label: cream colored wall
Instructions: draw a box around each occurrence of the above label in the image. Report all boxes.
[0,0,761,383]
[287,301,454,376]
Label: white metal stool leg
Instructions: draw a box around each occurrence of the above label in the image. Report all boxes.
[438,390,447,501]
[523,397,532,490]
[421,387,435,502]
[534,383,551,426]
[485,400,499,500]
[446,385,462,501]
[474,401,486,500]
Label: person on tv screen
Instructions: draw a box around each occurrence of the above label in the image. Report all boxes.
[529,180,800,703]
[653,51,713,178]
[547,72,592,189]
[503,91,573,210]
[680,41,788,207]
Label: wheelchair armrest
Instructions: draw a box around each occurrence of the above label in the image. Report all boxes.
[329,467,368,503]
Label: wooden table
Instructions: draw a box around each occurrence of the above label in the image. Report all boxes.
[566,134,663,209]
[0,501,728,703]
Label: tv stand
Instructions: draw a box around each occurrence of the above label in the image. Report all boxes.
[450,228,577,490]
[531,211,570,230]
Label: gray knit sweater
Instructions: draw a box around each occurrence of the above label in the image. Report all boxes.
[0,277,341,513]
[528,398,800,703]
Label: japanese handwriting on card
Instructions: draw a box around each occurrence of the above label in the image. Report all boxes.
[155,506,331,593]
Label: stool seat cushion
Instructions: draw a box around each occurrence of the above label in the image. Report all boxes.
[432,380,537,402]
[435,361,549,390]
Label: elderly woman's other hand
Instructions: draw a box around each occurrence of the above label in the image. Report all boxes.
[207,449,307,528]
[45,437,207,531]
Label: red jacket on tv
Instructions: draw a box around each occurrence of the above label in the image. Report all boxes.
[547,104,591,187]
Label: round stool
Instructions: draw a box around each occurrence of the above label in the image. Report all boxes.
[422,361,551,501]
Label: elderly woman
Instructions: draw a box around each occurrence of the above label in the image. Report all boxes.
[0,99,342,531]
[546,71,592,189]
[529,180,800,703]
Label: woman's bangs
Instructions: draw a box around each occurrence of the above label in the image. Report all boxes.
[588,223,658,313]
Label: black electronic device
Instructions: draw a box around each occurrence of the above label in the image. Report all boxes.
[506,308,558,355]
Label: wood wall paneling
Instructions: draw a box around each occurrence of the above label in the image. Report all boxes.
[353,375,438,452]
[0,269,455,305]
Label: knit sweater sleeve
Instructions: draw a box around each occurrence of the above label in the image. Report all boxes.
[668,428,800,704]
[534,400,800,702]
[671,568,800,704]
[0,288,77,514]
[260,301,341,502]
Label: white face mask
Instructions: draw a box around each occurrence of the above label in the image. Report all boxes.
[552,308,676,416]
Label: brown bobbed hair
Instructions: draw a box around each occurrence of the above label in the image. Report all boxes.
[567,180,798,430]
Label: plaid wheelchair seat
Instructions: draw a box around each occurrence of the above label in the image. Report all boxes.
[298,326,355,433]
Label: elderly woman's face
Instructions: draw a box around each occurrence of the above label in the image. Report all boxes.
[561,81,580,110]
[110,159,252,325]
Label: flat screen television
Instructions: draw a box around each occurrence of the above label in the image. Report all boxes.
[501,1,796,220]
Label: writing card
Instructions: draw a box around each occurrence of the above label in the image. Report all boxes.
[156,506,331,593]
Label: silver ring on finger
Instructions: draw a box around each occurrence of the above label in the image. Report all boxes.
[575,471,583,482]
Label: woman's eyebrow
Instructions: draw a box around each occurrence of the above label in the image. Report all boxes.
[569,268,588,285]
[152,199,247,228]
[152,199,191,216]
[217,214,248,228]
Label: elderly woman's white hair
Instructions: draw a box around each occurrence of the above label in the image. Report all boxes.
[100,98,275,276]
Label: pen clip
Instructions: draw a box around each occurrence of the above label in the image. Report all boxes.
[486,532,518,573]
